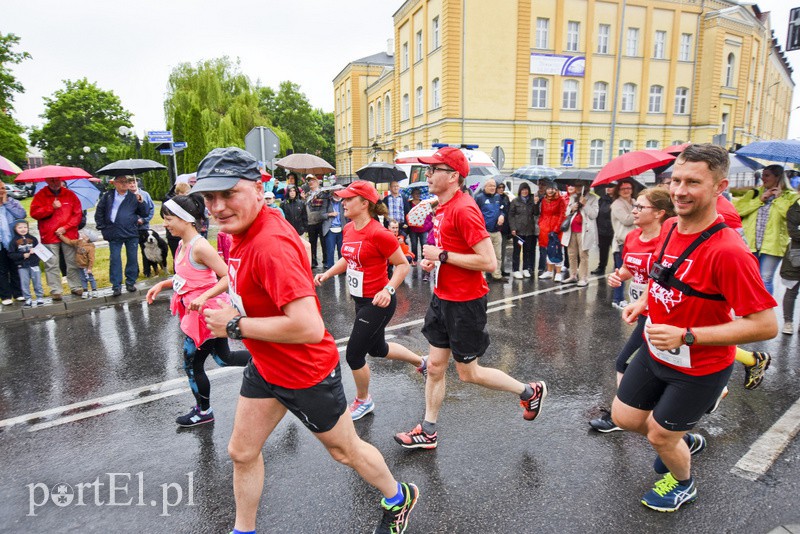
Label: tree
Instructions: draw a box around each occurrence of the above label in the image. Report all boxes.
[0,32,31,165]
[164,57,283,173]
[29,78,133,172]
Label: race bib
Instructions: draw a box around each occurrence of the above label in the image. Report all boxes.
[172,273,188,294]
[346,268,364,297]
[629,281,647,303]
[433,261,441,288]
[645,317,691,368]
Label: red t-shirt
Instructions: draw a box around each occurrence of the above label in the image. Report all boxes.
[622,227,660,308]
[433,190,490,302]
[645,215,776,376]
[228,207,339,389]
[341,219,399,298]
[716,195,743,230]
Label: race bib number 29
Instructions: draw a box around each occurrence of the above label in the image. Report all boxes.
[346,268,364,297]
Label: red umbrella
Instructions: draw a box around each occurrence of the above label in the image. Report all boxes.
[663,142,691,155]
[591,150,676,187]
[14,165,93,182]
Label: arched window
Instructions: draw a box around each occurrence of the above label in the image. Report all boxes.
[368,105,375,138]
[619,139,633,155]
[645,139,659,149]
[432,78,441,108]
[530,139,546,165]
[726,53,736,86]
[648,85,663,113]
[621,83,636,111]
[562,79,579,109]
[532,78,548,108]
[376,100,382,135]
[674,87,689,114]
[592,82,608,111]
[415,86,423,115]
[589,139,605,166]
[384,95,391,133]
[402,94,410,120]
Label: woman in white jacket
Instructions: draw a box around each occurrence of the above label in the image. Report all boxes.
[560,183,599,287]
[609,180,636,307]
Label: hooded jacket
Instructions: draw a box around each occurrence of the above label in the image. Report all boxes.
[734,186,799,257]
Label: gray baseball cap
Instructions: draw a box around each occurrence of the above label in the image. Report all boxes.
[191,147,261,193]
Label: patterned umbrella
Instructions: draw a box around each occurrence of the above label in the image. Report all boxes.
[0,155,23,176]
[736,140,800,164]
[510,165,561,180]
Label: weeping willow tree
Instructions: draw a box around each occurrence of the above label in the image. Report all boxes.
[164,57,290,174]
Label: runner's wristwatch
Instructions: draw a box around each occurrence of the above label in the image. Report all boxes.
[226,316,245,340]
[384,285,396,295]
[439,250,449,264]
[682,328,696,346]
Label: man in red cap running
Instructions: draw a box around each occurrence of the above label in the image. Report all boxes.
[394,146,548,450]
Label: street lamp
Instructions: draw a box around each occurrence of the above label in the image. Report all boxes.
[81,146,107,172]
[371,142,381,162]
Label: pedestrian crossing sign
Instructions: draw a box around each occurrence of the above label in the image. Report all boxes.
[562,139,575,167]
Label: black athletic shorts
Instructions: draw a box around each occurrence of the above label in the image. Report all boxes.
[421,294,490,363]
[616,346,733,432]
[345,295,395,371]
[239,361,347,433]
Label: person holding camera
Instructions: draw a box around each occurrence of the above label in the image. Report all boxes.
[560,183,598,287]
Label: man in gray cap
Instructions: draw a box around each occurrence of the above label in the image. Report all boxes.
[195,147,418,534]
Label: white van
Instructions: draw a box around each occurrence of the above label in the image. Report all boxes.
[394,144,501,190]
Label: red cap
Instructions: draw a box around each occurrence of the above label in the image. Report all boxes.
[418,146,469,178]
[336,180,380,203]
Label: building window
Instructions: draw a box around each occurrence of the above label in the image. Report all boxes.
[376,101,382,135]
[402,42,409,69]
[619,139,633,155]
[368,106,374,138]
[626,28,639,56]
[592,82,608,111]
[348,123,352,142]
[432,17,440,49]
[674,87,688,114]
[432,78,440,108]
[562,79,578,109]
[590,139,605,166]
[726,53,736,87]
[337,96,341,114]
[347,89,351,108]
[402,94,409,120]
[530,139,546,165]
[416,142,423,150]
[653,31,666,59]
[567,21,580,52]
[531,77,548,108]
[648,85,663,113]
[415,86,423,115]
[385,95,391,133]
[416,31,423,61]
[597,24,610,54]
[536,18,549,49]
[671,140,684,146]
[621,83,636,111]
[645,139,659,149]
[680,33,692,61]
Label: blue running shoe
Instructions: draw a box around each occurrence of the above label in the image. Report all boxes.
[176,406,214,427]
[641,473,697,512]
[654,433,706,474]
[349,396,375,421]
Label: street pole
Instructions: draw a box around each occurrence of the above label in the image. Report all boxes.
[608,0,626,163]
[170,141,178,186]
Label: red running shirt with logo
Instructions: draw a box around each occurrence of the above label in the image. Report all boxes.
[341,219,400,299]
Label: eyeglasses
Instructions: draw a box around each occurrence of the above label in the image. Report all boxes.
[632,204,654,211]
[424,166,453,175]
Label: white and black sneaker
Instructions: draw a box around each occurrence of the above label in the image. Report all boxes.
[589,412,622,433]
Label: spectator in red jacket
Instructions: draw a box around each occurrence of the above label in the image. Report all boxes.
[29,178,84,300]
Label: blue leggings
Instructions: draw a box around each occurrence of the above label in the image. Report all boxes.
[183,337,250,410]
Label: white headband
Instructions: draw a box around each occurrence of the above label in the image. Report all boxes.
[164,198,196,223]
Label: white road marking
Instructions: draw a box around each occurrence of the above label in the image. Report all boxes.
[731,395,800,480]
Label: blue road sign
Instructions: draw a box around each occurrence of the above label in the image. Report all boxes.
[147,130,173,143]
[149,136,173,144]
[562,139,575,167]
[173,141,187,148]
[147,130,171,137]
[159,149,174,155]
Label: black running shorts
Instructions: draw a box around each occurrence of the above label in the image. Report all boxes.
[421,294,490,363]
[239,361,347,433]
[345,295,395,371]
[616,346,733,432]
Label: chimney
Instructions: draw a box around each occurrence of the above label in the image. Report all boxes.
[387,38,395,56]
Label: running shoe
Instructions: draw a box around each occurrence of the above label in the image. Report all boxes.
[416,356,428,380]
[783,321,794,335]
[653,433,706,474]
[176,406,214,427]
[373,482,419,534]
[641,473,697,512]
[349,396,375,421]
[394,424,437,449]
[743,351,771,390]
[520,381,548,421]
[589,412,621,433]
[23,299,32,308]
[705,386,729,414]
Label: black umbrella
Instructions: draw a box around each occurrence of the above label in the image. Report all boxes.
[355,162,406,184]
[96,159,167,176]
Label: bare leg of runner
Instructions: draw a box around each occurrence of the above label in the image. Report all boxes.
[454,359,526,394]
[423,345,451,423]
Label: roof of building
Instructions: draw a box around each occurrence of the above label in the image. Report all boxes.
[352,51,394,66]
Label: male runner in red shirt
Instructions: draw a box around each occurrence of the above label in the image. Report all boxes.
[196,147,418,534]
[613,143,777,512]
[394,146,547,449]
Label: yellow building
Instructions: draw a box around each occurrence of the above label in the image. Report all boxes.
[334,0,794,174]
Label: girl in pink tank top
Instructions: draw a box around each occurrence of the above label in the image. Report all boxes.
[146,194,250,427]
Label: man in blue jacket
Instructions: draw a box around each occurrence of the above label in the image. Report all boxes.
[473,178,505,281]
[95,175,149,296]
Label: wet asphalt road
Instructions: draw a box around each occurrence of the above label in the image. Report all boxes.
[1,266,799,533]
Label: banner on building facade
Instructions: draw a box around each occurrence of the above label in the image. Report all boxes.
[530,53,585,77]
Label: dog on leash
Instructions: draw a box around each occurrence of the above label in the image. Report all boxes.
[140,229,169,276]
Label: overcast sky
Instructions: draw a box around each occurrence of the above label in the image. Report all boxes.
[4,0,799,142]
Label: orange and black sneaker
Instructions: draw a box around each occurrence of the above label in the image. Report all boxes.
[520,381,548,421]
[394,424,437,449]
